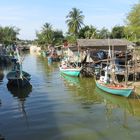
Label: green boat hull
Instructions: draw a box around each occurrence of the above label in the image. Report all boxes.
[60,67,81,77]
[95,80,133,97]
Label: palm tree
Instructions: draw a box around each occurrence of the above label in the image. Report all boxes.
[41,22,54,46]
[36,22,64,48]
[66,8,84,37]
[42,23,52,31]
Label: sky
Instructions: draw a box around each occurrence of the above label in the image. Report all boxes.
[0,0,138,40]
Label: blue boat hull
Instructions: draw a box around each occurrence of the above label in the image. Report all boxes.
[95,80,133,97]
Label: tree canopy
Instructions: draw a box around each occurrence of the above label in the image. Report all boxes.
[0,26,19,46]
[66,8,84,37]
[78,25,97,39]
[111,26,125,39]
[125,2,140,41]
[36,22,64,48]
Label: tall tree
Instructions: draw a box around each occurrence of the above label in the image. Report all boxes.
[36,22,64,48]
[125,2,140,40]
[42,23,52,31]
[36,22,54,47]
[66,8,84,37]
[42,22,54,45]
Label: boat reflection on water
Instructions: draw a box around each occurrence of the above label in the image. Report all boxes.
[7,84,32,99]
[0,69,4,83]
[7,84,32,126]
[95,87,134,128]
[61,74,102,108]
[0,68,4,106]
[95,87,132,109]
[95,87,140,118]
[61,73,80,87]
[128,95,140,118]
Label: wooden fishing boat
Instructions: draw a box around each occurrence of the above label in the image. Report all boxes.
[95,39,134,97]
[59,66,82,77]
[95,79,134,97]
[59,58,82,77]
[95,87,133,112]
[6,47,31,87]
[7,70,31,87]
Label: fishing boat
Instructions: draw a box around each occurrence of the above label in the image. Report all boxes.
[7,70,31,87]
[95,87,133,112]
[6,47,31,87]
[95,79,134,97]
[59,60,82,77]
[95,58,134,97]
[59,66,82,77]
[95,40,134,97]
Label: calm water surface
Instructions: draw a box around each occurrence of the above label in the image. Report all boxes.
[0,53,140,140]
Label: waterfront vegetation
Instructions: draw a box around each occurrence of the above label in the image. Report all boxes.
[0,26,19,46]
[0,2,140,48]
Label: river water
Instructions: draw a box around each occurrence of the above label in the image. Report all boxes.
[0,53,140,140]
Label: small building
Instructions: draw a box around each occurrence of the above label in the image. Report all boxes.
[76,39,135,62]
[62,39,135,63]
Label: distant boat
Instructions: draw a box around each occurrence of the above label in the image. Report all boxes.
[47,46,60,63]
[59,57,82,77]
[6,47,31,88]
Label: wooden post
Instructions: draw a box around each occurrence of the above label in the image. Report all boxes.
[125,49,128,87]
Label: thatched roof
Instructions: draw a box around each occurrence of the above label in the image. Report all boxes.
[77,39,134,51]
